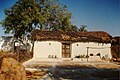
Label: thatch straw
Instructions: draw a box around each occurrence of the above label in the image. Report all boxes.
[31,30,112,43]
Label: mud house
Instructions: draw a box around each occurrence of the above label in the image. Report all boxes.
[0,36,13,51]
[31,30,112,61]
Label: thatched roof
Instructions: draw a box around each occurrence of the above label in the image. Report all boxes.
[112,36,120,45]
[31,30,112,43]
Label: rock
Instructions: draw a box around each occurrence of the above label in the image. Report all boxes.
[0,58,26,80]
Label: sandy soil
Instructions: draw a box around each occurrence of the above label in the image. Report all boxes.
[23,59,120,80]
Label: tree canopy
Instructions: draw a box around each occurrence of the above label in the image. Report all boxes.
[1,0,72,38]
[79,25,87,32]
[71,24,88,32]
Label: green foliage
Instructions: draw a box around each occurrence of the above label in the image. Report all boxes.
[71,24,88,32]
[79,25,87,32]
[71,25,79,32]
[0,0,72,38]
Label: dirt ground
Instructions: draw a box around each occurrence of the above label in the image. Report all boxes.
[23,59,120,80]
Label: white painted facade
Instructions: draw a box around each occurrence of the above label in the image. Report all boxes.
[0,40,5,50]
[71,42,112,59]
[33,41,112,60]
[34,41,62,58]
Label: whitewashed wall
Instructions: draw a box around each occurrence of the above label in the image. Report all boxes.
[0,40,5,50]
[71,42,112,59]
[33,41,62,58]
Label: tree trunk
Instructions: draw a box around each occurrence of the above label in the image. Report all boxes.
[12,35,15,52]
[31,40,35,54]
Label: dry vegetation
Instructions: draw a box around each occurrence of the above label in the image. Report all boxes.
[0,49,119,80]
[26,70,48,79]
[32,30,112,43]
[0,50,33,64]
[111,46,120,60]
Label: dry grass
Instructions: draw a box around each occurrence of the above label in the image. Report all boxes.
[26,70,48,80]
[32,30,112,43]
[0,50,33,66]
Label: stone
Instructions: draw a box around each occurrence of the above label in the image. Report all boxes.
[0,58,26,80]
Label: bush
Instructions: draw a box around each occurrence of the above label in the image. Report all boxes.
[0,49,33,65]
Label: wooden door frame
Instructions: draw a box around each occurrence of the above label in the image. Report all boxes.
[62,42,71,58]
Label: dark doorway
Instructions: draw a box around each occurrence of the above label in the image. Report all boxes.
[62,43,71,58]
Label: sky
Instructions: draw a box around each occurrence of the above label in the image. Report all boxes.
[0,0,119,36]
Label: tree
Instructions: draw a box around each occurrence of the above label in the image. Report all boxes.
[1,0,40,38]
[0,0,72,39]
[71,24,79,32]
[79,25,87,32]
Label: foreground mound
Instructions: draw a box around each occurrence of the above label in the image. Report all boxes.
[0,58,26,80]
